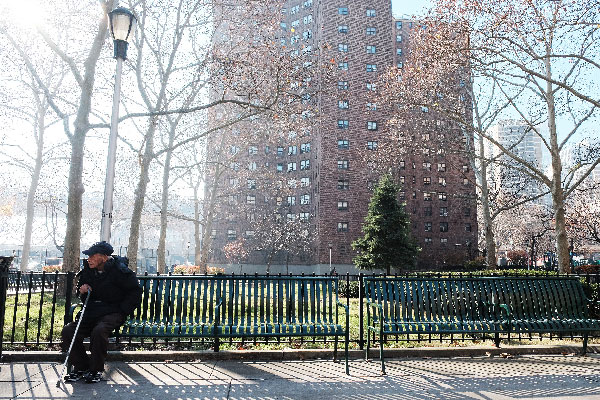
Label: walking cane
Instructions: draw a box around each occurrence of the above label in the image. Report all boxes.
[56,288,91,388]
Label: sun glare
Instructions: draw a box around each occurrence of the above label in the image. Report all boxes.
[3,0,46,30]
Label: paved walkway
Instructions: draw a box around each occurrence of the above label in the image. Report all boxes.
[2,354,600,399]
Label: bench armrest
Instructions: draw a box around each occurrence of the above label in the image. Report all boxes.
[213,298,223,325]
[335,300,349,333]
[336,300,349,314]
[498,304,512,320]
[68,303,83,324]
[365,299,383,312]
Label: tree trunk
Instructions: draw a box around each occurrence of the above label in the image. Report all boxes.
[193,185,202,266]
[62,2,113,273]
[21,105,46,272]
[479,153,496,268]
[127,121,156,271]
[200,165,221,270]
[545,56,571,274]
[157,125,175,274]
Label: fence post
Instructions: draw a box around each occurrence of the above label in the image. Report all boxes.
[359,272,364,350]
[0,257,13,360]
[64,271,74,325]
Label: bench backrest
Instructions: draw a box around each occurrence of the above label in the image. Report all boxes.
[125,275,340,331]
[363,277,589,322]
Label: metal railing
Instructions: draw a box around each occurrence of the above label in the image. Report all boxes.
[1,268,599,355]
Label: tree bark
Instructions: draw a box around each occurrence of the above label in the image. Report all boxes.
[479,138,497,269]
[20,104,46,272]
[156,124,176,273]
[127,120,156,271]
[193,184,202,266]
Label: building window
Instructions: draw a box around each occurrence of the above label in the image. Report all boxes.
[300,177,310,187]
[287,196,296,206]
[300,143,311,153]
[337,160,349,169]
[424,237,432,244]
[248,145,258,155]
[287,162,297,172]
[337,222,349,232]
[367,140,378,150]
[399,176,405,184]
[366,27,376,35]
[303,0,313,7]
[438,163,446,172]
[247,179,256,189]
[366,8,376,16]
[441,238,448,244]
[248,161,257,171]
[227,230,237,240]
[423,162,431,171]
[338,139,349,149]
[439,177,446,186]
[412,191,417,199]
[366,64,377,72]
[301,194,311,205]
[338,62,348,70]
[424,206,432,216]
[425,222,432,232]
[338,43,348,52]
[288,145,297,155]
[440,207,448,217]
[439,192,447,201]
[397,62,403,69]
[422,177,431,185]
[412,176,416,184]
[423,192,432,201]
[399,191,405,200]
[396,34,402,42]
[229,177,238,186]
[338,119,349,129]
[338,25,348,33]
[396,48,402,56]
[338,7,348,15]
[440,222,449,232]
[463,164,469,172]
[366,82,377,91]
[277,146,284,156]
[338,100,349,109]
[399,160,405,169]
[466,223,472,232]
[421,106,429,113]
[276,163,283,173]
[366,102,377,110]
[367,121,378,130]
[396,21,402,30]
[338,80,348,90]
[464,207,471,216]
[463,178,469,185]
[338,201,348,211]
[300,159,310,170]
[246,195,256,205]
[338,179,349,190]
[210,229,217,239]
[366,45,376,54]
[303,14,313,24]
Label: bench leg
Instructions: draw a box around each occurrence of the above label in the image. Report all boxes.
[213,336,220,352]
[365,328,371,361]
[583,333,589,355]
[345,329,349,375]
[380,322,386,375]
[334,335,339,363]
[494,333,501,348]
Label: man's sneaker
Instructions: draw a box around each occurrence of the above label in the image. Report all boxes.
[63,370,88,382]
[84,371,103,383]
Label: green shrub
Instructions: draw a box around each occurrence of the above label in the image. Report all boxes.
[338,280,360,298]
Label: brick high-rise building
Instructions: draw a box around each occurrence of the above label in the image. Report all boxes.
[206,1,478,272]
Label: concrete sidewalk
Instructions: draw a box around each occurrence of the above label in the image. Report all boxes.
[2,354,600,399]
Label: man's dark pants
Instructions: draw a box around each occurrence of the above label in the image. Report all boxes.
[61,313,124,372]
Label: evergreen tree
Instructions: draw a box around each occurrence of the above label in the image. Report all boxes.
[352,174,420,275]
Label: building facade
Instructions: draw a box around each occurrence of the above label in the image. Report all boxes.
[206,1,478,272]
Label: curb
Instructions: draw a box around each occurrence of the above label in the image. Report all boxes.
[2,345,598,363]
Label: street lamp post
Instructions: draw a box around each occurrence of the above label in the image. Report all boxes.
[100,7,137,242]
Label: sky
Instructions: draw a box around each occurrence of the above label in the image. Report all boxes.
[391,0,431,18]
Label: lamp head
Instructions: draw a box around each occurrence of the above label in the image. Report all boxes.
[108,7,136,59]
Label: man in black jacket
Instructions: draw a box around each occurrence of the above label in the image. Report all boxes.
[61,241,142,383]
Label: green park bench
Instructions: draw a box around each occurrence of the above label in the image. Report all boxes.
[72,274,349,373]
[364,276,600,374]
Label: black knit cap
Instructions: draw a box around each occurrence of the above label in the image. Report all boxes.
[82,241,114,256]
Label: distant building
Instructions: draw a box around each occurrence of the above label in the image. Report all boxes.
[205,1,478,272]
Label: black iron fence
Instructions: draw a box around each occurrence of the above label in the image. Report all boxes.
[1,268,599,356]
